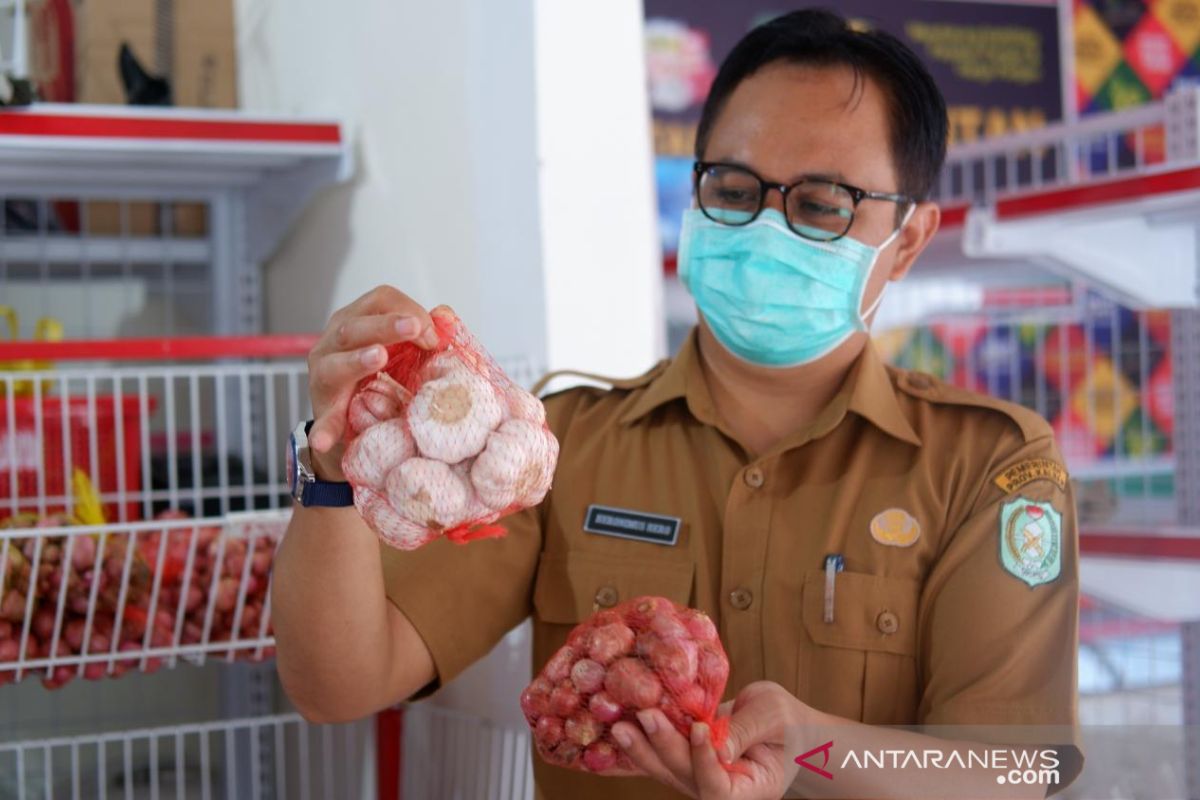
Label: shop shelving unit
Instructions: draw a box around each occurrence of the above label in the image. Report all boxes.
[0,104,371,798]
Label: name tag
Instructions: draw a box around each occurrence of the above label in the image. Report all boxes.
[583,505,681,546]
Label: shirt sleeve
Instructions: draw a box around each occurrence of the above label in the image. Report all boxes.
[916,432,1084,791]
[378,388,585,696]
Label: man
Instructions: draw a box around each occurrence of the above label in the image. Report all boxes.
[274,9,1082,799]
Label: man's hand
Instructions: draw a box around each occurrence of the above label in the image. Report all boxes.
[608,681,806,799]
[305,285,440,479]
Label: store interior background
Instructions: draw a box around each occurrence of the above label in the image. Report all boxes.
[0,0,1195,796]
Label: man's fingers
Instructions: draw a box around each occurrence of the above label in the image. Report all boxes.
[339,285,436,334]
[307,408,346,455]
[636,709,695,785]
[312,346,387,396]
[331,313,433,352]
[611,721,689,794]
[720,687,785,762]
[691,723,733,798]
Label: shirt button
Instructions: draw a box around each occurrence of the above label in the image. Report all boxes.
[743,467,765,489]
[729,588,754,610]
[594,586,618,608]
[876,610,900,635]
[907,372,933,390]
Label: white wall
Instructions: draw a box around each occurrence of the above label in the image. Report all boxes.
[236,0,547,367]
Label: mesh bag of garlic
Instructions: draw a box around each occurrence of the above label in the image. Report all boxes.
[520,596,733,773]
[342,306,559,550]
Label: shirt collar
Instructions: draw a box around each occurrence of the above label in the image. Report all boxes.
[618,329,922,448]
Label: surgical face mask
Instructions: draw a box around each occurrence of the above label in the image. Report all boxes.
[677,207,912,368]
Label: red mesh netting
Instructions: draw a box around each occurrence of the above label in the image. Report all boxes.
[343,306,559,550]
[521,596,732,773]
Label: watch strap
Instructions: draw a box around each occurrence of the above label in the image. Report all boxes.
[300,478,355,507]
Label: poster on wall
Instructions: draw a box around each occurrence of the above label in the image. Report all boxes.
[1074,0,1200,115]
[645,0,1063,262]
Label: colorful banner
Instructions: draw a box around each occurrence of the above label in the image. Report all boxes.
[1075,0,1200,114]
[645,1,1064,259]
[876,294,1174,474]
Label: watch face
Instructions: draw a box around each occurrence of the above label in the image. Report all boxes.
[286,432,299,496]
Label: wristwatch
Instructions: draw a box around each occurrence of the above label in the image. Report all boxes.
[287,420,355,507]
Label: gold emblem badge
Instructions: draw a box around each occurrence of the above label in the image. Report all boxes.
[869,508,921,547]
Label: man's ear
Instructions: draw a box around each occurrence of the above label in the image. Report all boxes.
[888,202,940,282]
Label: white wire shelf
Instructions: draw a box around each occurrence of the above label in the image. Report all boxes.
[1,511,286,688]
[0,235,212,265]
[399,703,533,800]
[923,84,1200,308]
[0,711,372,800]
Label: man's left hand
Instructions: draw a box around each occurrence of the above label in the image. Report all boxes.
[610,681,806,799]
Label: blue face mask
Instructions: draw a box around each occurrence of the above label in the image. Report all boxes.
[677,207,910,367]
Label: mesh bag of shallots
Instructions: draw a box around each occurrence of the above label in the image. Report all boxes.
[343,305,559,550]
[521,596,732,773]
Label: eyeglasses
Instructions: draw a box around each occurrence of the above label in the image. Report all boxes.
[693,161,915,242]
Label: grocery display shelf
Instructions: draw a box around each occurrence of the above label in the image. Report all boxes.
[1,512,285,688]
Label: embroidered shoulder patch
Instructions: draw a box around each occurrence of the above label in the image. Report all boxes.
[999,498,1062,587]
[993,458,1068,493]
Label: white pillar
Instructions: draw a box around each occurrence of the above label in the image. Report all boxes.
[533,0,666,378]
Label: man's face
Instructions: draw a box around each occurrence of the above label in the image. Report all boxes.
[700,62,933,318]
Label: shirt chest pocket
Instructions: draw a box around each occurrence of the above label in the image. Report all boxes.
[533,550,696,625]
[798,570,921,725]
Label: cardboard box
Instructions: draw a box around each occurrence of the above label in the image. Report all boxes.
[173,0,237,108]
[71,0,230,235]
[82,201,209,238]
[74,0,237,108]
[83,199,158,236]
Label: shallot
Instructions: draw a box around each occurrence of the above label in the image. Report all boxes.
[522,596,730,774]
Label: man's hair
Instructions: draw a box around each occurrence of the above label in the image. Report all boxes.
[694,8,948,202]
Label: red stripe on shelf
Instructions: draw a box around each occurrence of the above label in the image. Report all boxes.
[0,334,319,361]
[376,708,404,800]
[996,165,1200,219]
[1080,532,1200,560]
[0,113,341,144]
[939,203,969,228]
[981,286,1073,308]
[1079,618,1178,643]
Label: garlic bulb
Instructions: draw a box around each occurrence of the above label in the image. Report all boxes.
[407,370,504,463]
[420,352,467,382]
[452,461,503,528]
[470,419,559,511]
[342,418,414,489]
[354,486,439,550]
[386,458,472,529]
[348,372,410,435]
[505,386,547,426]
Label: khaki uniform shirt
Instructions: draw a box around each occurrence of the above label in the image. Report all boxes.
[381,330,1082,799]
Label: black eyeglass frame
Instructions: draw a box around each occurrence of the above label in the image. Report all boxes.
[692,161,916,242]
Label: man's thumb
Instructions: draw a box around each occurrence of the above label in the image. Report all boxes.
[721,713,764,763]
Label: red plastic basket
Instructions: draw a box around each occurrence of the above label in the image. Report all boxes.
[0,394,152,522]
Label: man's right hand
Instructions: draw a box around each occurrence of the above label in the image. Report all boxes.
[304,285,440,480]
